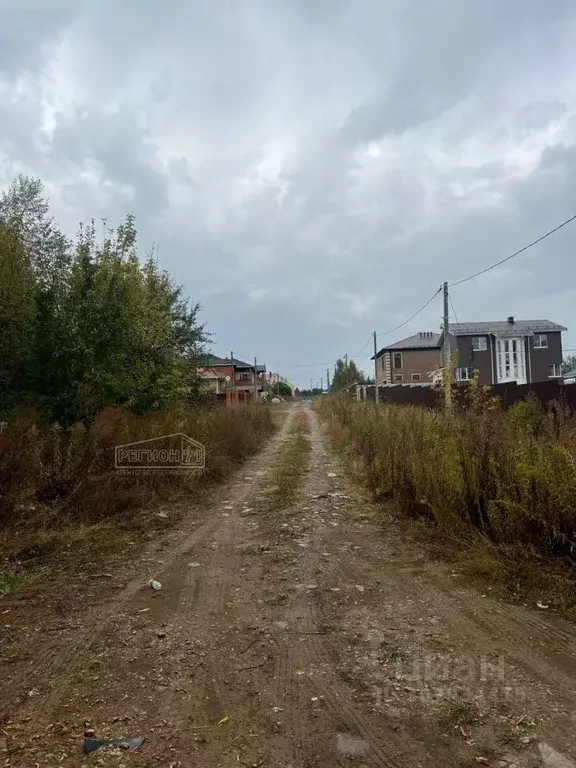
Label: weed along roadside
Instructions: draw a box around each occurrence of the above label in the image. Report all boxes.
[0,405,275,593]
[316,392,576,616]
[2,402,576,767]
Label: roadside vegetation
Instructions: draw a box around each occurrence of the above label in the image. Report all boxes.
[0,175,275,588]
[317,386,576,614]
[0,176,207,424]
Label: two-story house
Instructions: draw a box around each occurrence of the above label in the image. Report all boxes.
[200,355,266,400]
[441,317,566,385]
[373,332,442,384]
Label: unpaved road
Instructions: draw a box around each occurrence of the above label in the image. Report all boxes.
[2,404,576,767]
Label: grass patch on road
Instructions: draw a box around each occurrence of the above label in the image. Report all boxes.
[264,413,311,512]
[440,699,480,728]
[0,571,25,598]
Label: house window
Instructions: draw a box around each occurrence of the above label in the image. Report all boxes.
[394,374,403,382]
[237,371,250,381]
[455,367,474,382]
[471,336,487,351]
[393,352,402,369]
[548,363,561,378]
[411,373,421,381]
[534,334,548,349]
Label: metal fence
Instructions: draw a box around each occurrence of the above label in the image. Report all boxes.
[355,379,576,411]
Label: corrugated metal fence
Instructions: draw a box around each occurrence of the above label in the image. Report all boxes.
[355,380,576,410]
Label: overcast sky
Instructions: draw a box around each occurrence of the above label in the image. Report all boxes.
[2,0,576,387]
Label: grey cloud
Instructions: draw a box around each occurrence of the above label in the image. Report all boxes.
[0,0,79,74]
[2,0,576,387]
[340,0,576,144]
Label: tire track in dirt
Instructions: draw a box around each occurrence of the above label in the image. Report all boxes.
[241,408,429,767]
[24,513,223,724]
[303,409,576,764]
[142,409,298,764]
[274,408,429,768]
[10,410,295,754]
[9,402,576,767]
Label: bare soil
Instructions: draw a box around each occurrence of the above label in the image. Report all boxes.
[1,404,575,767]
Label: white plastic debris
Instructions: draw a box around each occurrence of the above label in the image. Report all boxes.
[536,601,550,609]
[327,472,337,477]
[149,579,162,590]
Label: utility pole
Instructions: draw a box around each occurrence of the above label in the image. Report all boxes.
[326,369,330,392]
[373,330,379,405]
[253,357,258,403]
[443,281,452,411]
[230,350,234,399]
[310,377,313,393]
[321,376,323,393]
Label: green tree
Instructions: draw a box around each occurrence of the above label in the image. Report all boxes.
[272,381,292,397]
[0,225,36,411]
[562,355,576,374]
[64,217,208,418]
[0,174,70,281]
[0,176,74,419]
[331,358,366,392]
[0,175,209,422]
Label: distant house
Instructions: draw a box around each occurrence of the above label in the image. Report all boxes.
[200,355,266,402]
[563,369,576,385]
[440,317,566,385]
[372,332,441,384]
[197,365,228,394]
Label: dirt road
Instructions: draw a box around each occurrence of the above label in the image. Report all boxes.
[3,404,576,767]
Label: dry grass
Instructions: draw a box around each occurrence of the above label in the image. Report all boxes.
[317,393,576,614]
[410,521,576,618]
[0,404,275,586]
[0,404,274,527]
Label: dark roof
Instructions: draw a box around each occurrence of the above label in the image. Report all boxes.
[449,319,567,336]
[207,354,266,371]
[372,331,440,358]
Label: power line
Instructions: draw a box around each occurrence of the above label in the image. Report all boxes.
[448,292,460,327]
[350,334,374,357]
[265,356,345,370]
[266,291,442,371]
[450,212,576,288]
[377,286,442,339]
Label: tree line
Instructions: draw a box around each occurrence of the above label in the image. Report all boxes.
[0,176,207,423]
[299,359,371,397]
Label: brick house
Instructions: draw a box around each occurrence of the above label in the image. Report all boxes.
[372,332,442,384]
[200,355,266,402]
[441,317,566,385]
